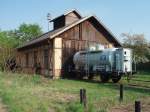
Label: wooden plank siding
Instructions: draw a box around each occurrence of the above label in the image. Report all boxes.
[65,12,80,25]
[58,20,114,77]
[16,19,115,78]
[16,42,53,76]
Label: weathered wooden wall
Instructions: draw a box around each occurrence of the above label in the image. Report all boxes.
[65,12,80,25]
[16,41,53,76]
[16,19,116,78]
[59,20,114,77]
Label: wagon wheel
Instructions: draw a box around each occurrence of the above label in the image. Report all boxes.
[100,73,110,83]
[112,76,121,83]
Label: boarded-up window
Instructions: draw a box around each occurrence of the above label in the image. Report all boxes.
[44,49,49,69]
[26,53,29,67]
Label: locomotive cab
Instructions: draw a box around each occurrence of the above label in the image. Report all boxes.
[115,48,132,73]
[111,48,132,82]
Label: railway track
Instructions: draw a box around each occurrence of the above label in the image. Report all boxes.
[127,83,150,90]
[130,79,150,83]
[121,78,150,91]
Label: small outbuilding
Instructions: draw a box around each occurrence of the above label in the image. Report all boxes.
[16,10,121,78]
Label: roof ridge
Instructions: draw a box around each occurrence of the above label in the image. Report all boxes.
[17,16,91,49]
[17,15,122,50]
[50,16,93,38]
[92,15,122,46]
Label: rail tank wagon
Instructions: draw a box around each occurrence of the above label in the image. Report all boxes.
[73,48,133,83]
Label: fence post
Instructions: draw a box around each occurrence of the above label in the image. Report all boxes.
[135,101,141,112]
[80,89,87,110]
[83,89,87,108]
[80,89,83,104]
[119,84,123,102]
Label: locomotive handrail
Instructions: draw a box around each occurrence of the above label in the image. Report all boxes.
[79,50,102,54]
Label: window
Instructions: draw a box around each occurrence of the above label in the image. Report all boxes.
[124,51,126,55]
[44,49,49,69]
[26,53,29,67]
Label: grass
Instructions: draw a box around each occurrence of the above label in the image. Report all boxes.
[0,71,149,112]
[121,71,150,88]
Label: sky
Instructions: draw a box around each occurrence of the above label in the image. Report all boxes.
[0,0,150,41]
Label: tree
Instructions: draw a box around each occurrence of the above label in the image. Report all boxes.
[14,23,43,45]
[0,23,43,71]
[0,31,16,71]
[121,33,150,63]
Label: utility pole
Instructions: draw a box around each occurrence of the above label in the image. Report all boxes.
[47,13,51,31]
[46,13,51,77]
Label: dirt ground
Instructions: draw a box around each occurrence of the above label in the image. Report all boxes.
[0,99,7,112]
[111,98,150,112]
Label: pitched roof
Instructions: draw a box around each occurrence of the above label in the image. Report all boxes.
[17,15,122,50]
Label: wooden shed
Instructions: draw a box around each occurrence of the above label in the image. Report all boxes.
[16,10,122,78]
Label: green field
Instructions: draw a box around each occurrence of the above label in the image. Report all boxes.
[0,71,149,112]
